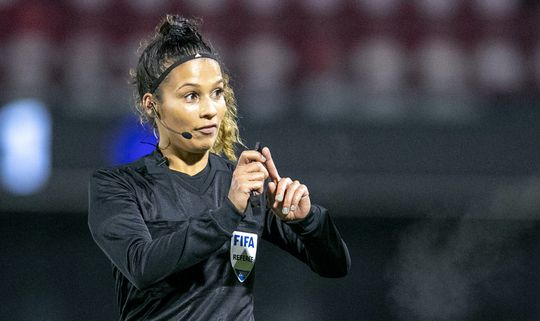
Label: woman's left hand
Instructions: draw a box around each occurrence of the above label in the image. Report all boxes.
[261,147,311,221]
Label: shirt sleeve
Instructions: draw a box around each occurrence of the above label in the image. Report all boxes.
[262,204,351,278]
[87,169,243,290]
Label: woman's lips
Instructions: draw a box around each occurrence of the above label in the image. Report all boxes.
[196,125,217,135]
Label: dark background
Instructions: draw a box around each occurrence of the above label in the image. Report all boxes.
[1,1,540,320]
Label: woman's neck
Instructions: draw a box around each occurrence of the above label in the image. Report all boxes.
[160,147,210,176]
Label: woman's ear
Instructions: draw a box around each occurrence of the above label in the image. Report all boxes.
[142,93,156,118]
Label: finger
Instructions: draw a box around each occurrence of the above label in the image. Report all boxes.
[243,162,269,179]
[254,180,265,194]
[239,179,265,194]
[237,150,266,165]
[261,147,280,182]
[274,177,292,207]
[290,184,309,213]
[245,171,266,182]
[267,181,277,206]
[235,172,266,195]
[268,181,277,195]
[281,180,301,215]
[236,171,267,184]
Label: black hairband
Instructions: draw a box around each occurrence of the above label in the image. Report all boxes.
[149,52,219,93]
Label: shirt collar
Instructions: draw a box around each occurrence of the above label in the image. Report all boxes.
[145,148,220,175]
[145,149,170,174]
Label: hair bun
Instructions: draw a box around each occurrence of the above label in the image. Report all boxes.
[157,15,201,42]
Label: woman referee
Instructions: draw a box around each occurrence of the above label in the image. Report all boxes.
[88,14,350,321]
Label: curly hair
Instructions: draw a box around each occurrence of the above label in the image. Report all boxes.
[130,14,243,161]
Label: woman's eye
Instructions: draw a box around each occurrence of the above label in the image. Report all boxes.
[184,92,198,102]
[212,88,224,99]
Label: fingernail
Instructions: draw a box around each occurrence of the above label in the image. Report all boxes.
[276,194,283,202]
[290,205,296,212]
[282,207,289,215]
[262,156,267,162]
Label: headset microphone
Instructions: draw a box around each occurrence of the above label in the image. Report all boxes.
[181,132,193,139]
[151,105,193,139]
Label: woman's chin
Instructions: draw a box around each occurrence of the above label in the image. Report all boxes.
[169,135,217,155]
[190,139,215,153]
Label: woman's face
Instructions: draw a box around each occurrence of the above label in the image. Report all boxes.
[153,58,226,155]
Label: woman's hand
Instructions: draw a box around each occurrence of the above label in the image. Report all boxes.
[262,147,311,221]
[228,150,269,214]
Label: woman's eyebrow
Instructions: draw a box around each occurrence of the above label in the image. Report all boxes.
[176,79,224,91]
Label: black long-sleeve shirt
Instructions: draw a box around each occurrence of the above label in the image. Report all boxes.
[88,150,350,321]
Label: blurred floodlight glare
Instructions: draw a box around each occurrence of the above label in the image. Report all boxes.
[7,32,52,98]
[416,0,460,19]
[0,99,51,195]
[301,0,342,15]
[128,0,169,13]
[417,38,468,92]
[241,0,284,15]
[185,0,228,15]
[350,37,406,92]
[475,39,524,91]
[69,0,110,12]
[355,0,402,17]
[473,0,519,19]
[109,115,157,166]
[0,0,16,8]
[65,32,106,115]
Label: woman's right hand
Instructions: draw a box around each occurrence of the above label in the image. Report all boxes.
[228,150,269,214]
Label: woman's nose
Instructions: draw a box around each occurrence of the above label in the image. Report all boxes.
[199,97,218,118]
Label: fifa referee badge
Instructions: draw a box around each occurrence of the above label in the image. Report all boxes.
[230,231,258,282]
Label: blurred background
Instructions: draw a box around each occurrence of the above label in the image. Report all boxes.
[1,0,540,320]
